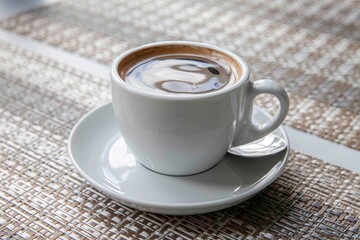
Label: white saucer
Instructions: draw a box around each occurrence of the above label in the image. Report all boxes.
[68,102,289,215]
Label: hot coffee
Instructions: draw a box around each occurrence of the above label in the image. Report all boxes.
[118,45,241,95]
[125,54,235,94]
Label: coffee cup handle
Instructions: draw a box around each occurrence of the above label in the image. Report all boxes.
[232,79,289,146]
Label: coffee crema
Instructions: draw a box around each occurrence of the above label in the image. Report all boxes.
[118,45,241,95]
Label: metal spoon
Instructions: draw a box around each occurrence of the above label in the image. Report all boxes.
[228,134,287,157]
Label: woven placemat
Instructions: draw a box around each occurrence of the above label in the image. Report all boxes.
[1,40,359,239]
[1,0,359,150]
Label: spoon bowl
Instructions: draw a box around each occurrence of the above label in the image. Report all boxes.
[228,134,287,157]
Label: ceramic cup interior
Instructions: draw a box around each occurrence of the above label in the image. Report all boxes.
[113,42,249,98]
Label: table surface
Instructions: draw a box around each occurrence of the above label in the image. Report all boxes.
[0,0,359,239]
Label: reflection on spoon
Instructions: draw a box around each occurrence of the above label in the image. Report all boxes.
[228,134,287,158]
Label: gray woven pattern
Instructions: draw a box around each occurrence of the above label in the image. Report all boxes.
[1,0,359,150]
[1,40,359,239]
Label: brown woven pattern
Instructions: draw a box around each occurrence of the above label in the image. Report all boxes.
[1,0,359,150]
[1,40,360,239]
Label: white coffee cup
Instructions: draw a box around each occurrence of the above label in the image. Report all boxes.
[111,41,289,176]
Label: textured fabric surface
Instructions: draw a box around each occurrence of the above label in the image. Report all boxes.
[0,40,359,239]
[1,0,359,150]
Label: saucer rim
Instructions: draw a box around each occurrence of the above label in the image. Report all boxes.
[68,101,290,211]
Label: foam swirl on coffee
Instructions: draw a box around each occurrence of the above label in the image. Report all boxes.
[125,54,235,94]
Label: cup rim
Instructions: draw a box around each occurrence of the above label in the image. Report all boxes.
[111,41,250,100]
